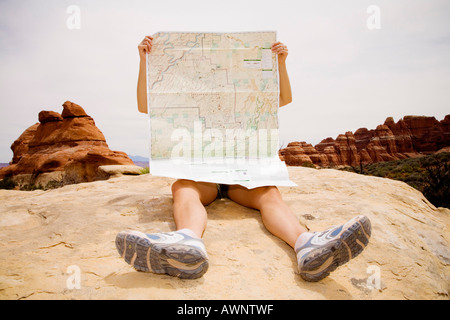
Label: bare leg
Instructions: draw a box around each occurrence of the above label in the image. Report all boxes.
[227,185,307,248]
[171,179,218,238]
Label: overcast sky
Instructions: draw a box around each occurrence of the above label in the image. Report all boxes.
[0,0,449,163]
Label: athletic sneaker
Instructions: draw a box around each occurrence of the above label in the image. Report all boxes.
[115,230,209,279]
[296,215,371,282]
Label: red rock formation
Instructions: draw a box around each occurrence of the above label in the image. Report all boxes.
[279,142,315,166]
[0,101,134,184]
[280,115,450,167]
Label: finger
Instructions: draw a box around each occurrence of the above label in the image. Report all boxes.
[272,45,285,53]
[272,42,285,49]
[273,45,288,54]
[273,48,285,55]
[141,37,153,48]
[139,41,147,50]
[143,36,153,44]
[143,39,153,51]
[272,43,287,50]
[271,41,281,48]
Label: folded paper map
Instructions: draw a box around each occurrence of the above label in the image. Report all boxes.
[146,31,296,188]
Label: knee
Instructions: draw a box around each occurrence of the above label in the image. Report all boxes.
[171,179,195,196]
[255,186,283,206]
[171,179,217,206]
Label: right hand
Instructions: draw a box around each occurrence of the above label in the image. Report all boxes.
[138,35,153,60]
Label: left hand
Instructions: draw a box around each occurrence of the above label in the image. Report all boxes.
[138,35,154,60]
[271,41,288,64]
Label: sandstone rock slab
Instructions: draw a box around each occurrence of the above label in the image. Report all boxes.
[0,167,448,300]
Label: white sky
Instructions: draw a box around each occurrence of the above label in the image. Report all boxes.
[0,0,449,162]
